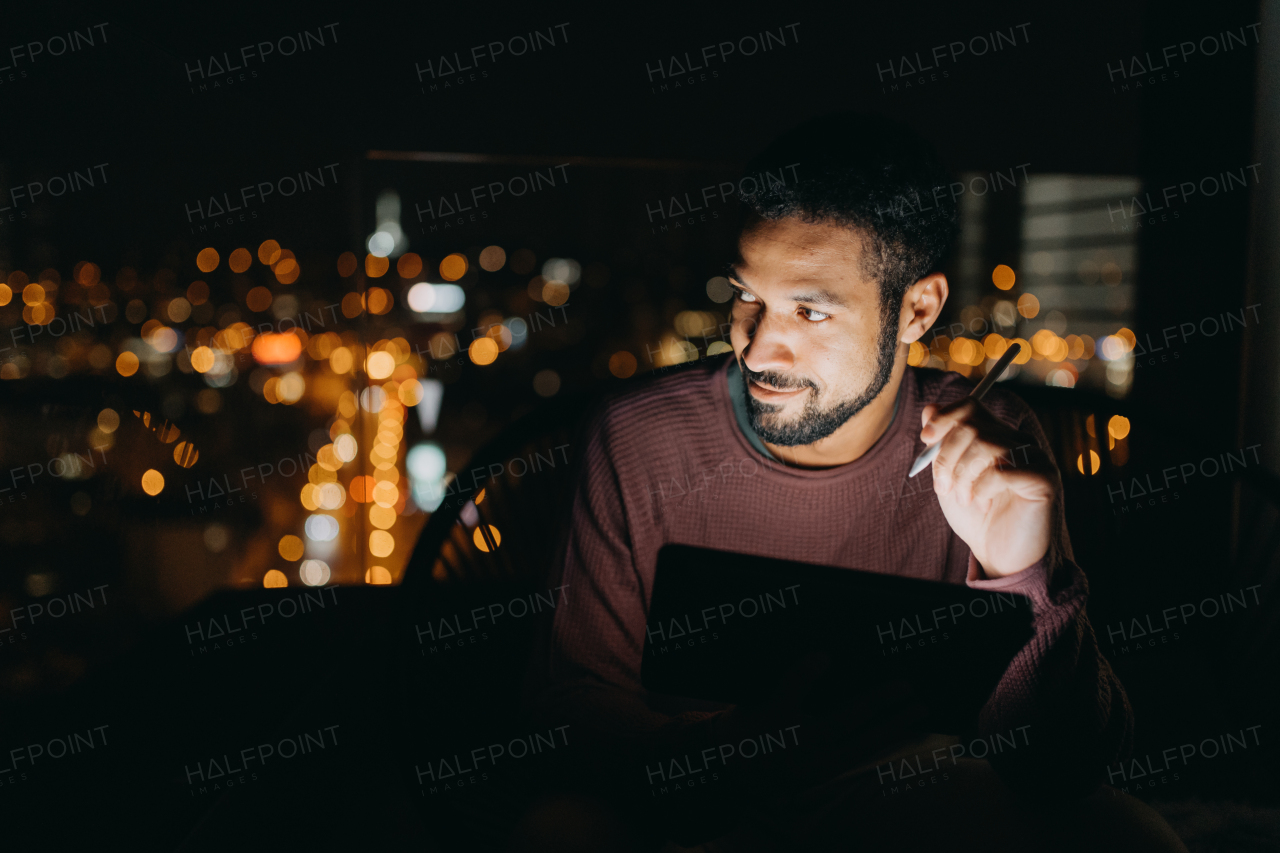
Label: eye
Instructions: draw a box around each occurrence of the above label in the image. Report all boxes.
[733,287,758,303]
[800,308,831,322]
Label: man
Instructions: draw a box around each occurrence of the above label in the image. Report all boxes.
[524,113,1186,852]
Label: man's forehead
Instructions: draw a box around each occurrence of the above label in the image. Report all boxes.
[736,218,866,264]
[731,219,872,294]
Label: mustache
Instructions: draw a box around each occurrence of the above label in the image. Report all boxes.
[740,362,816,393]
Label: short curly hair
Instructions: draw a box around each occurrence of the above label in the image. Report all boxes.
[737,111,959,311]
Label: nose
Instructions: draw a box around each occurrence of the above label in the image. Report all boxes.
[737,309,795,375]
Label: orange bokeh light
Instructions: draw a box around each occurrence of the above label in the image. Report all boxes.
[365,254,389,278]
[397,253,423,279]
[348,475,377,503]
[258,240,282,265]
[992,264,1016,290]
[440,253,468,281]
[337,251,357,277]
[252,332,303,364]
[229,248,252,273]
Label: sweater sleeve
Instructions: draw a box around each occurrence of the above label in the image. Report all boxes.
[964,407,1134,796]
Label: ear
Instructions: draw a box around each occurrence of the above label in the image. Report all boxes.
[898,273,949,344]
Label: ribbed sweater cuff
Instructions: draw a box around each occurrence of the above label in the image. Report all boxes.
[965,551,1052,609]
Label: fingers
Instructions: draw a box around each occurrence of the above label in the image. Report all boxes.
[937,434,1053,504]
[931,420,978,494]
[948,441,1002,505]
[920,398,979,445]
[964,446,1051,497]
[967,463,1005,506]
[923,397,1049,501]
[982,458,1059,502]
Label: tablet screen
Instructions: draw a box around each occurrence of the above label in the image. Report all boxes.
[641,543,1034,735]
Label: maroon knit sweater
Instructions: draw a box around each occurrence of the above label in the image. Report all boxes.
[528,353,1132,792]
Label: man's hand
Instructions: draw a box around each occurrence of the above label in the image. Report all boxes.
[920,398,1060,579]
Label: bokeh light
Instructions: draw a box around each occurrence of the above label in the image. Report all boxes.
[23,283,45,305]
[341,293,364,318]
[706,276,733,303]
[246,286,273,312]
[480,246,506,271]
[396,253,423,279]
[337,251,357,277]
[141,469,165,495]
[252,333,302,364]
[542,280,570,306]
[305,514,339,542]
[273,256,300,284]
[116,351,140,377]
[278,535,305,561]
[97,408,120,433]
[609,351,637,378]
[992,264,1016,290]
[473,524,502,552]
[334,433,358,462]
[196,248,220,273]
[174,441,199,467]
[191,346,215,373]
[365,254,390,278]
[367,287,393,314]
[300,560,331,586]
[366,351,395,380]
[440,253,468,281]
[533,369,561,397]
[370,530,395,557]
[469,337,499,365]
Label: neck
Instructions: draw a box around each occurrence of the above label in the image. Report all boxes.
[763,359,907,469]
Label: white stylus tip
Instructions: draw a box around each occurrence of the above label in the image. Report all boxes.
[908,442,940,478]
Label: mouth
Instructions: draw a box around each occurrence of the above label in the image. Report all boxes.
[748,377,808,403]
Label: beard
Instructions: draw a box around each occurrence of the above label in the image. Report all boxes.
[740,303,899,447]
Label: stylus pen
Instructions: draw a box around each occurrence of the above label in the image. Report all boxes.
[908,342,1022,478]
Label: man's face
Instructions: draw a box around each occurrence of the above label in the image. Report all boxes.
[729,216,900,447]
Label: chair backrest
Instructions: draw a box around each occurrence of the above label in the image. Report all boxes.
[395,392,602,849]
[401,391,598,594]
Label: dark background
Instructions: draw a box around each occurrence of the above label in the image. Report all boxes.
[0,0,1276,849]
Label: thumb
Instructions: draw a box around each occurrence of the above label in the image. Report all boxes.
[921,403,937,428]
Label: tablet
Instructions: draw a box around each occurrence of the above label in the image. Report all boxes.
[640,543,1035,735]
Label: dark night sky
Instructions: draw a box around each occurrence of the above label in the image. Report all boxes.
[0,0,1181,269]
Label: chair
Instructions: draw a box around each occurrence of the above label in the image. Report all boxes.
[401,390,598,592]
[395,390,600,850]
